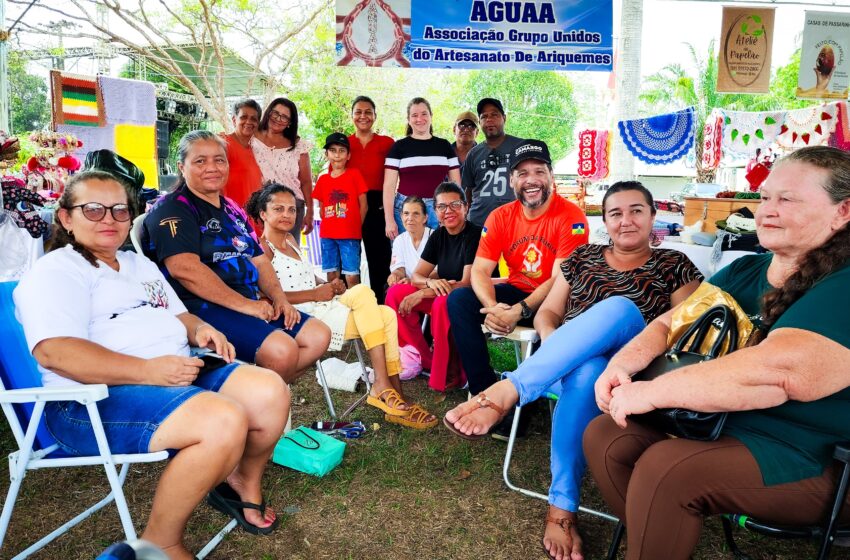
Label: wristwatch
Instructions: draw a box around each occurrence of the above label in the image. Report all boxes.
[519,300,533,320]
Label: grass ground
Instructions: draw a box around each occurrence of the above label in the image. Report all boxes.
[1,340,846,559]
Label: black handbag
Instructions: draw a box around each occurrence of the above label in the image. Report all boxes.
[632,305,739,441]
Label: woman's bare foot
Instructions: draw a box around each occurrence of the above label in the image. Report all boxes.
[543,506,584,560]
[159,542,195,560]
[444,379,519,437]
[226,472,276,529]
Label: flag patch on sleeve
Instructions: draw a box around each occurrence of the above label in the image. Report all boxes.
[571,223,586,235]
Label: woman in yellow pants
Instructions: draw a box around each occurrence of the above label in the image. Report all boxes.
[247,183,437,429]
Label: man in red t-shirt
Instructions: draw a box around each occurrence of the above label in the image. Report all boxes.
[447,140,589,408]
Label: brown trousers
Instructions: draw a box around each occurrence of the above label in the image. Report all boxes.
[583,414,850,560]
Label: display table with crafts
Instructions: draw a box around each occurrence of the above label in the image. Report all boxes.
[587,215,756,278]
[683,197,761,233]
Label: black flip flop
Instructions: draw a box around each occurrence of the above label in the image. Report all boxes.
[206,482,279,535]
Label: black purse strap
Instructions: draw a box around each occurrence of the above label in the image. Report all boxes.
[284,427,320,450]
[670,305,739,359]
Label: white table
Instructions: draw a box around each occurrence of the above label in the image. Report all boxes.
[658,239,753,278]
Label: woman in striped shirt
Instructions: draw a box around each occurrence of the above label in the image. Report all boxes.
[382,97,460,240]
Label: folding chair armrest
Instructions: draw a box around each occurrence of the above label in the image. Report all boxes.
[833,442,850,465]
[0,384,108,404]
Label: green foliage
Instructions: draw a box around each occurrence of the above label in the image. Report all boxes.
[459,70,577,163]
[8,52,50,134]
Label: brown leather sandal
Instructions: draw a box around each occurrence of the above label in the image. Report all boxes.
[442,392,507,440]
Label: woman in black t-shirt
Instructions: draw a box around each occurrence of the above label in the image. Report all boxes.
[386,182,481,392]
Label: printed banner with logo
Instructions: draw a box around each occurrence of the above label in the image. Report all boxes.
[717,7,775,94]
[335,0,613,71]
[797,11,850,100]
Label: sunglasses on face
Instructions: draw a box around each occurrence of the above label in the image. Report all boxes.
[269,110,291,122]
[457,122,477,131]
[70,203,132,222]
[435,200,465,213]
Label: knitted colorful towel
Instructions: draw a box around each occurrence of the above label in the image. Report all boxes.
[829,101,850,151]
[701,110,723,171]
[577,129,609,179]
[100,76,157,126]
[50,70,105,127]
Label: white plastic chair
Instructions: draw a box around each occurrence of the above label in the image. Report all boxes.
[315,340,372,420]
[129,213,146,254]
[0,281,236,559]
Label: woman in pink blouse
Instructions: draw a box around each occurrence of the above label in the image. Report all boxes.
[253,97,314,242]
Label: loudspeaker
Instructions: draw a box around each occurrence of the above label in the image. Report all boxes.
[156,120,170,160]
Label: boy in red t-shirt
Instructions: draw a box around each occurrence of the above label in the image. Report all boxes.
[313,132,368,286]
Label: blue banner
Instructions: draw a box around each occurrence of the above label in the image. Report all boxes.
[335,0,613,71]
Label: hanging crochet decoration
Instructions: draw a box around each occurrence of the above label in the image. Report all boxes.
[576,129,610,179]
[775,102,839,149]
[336,0,411,67]
[701,110,723,171]
[50,70,105,127]
[618,107,696,164]
[719,109,787,158]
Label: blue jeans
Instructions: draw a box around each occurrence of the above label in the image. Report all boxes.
[194,300,313,364]
[45,362,241,457]
[446,283,533,395]
[394,192,439,231]
[505,296,646,512]
[320,237,361,275]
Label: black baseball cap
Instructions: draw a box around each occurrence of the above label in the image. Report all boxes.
[323,132,350,150]
[509,140,552,171]
[83,149,145,191]
[477,98,505,117]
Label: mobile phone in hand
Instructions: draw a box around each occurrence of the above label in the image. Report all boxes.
[198,353,228,375]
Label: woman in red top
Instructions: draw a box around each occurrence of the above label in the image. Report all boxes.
[348,96,395,303]
[222,99,264,209]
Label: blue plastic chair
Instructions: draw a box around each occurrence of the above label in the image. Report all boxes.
[0,281,235,559]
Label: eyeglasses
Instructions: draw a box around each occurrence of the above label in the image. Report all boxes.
[457,122,477,130]
[487,152,506,169]
[434,200,465,213]
[70,203,132,222]
[269,110,291,122]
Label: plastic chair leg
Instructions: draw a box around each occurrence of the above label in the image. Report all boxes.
[314,359,338,420]
[721,516,752,560]
[818,459,850,560]
[606,522,625,560]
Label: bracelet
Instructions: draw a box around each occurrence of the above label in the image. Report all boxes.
[425,279,431,289]
[194,322,210,337]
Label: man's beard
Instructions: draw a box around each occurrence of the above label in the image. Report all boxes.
[518,184,551,209]
[484,128,504,141]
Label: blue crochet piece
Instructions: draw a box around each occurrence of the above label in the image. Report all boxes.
[618,107,696,164]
